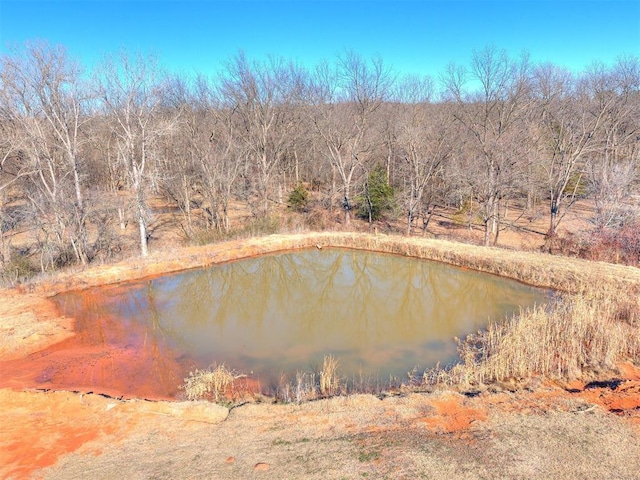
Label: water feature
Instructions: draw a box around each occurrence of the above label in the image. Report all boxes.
[40,248,549,398]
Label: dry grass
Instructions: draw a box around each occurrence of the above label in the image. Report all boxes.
[276,371,318,403]
[319,355,341,397]
[433,284,640,386]
[274,356,343,403]
[185,355,344,404]
[183,364,243,402]
[295,372,316,401]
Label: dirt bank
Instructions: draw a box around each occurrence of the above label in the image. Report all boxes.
[1,233,640,478]
[2,376,640,479]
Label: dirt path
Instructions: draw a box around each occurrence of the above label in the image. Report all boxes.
[2,233,640,479]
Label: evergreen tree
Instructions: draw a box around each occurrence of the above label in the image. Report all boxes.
[288,183,310,212]
[358,166,394,222]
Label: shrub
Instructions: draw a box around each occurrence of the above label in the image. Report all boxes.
[188,215,282,246]
[243,215,281,237]
[551,224,640,267]
[303,207,335,231]
[590,224,640,266]
[288,182,310,212]
[92,221,124,263]
[189,227,229,246]
[1,252,39,285]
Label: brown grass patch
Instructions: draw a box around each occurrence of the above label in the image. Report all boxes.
[183,364,246,402]
[443,286,640,385]
[319,354,341,397]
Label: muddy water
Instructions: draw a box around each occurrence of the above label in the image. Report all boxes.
[3,249,549,399]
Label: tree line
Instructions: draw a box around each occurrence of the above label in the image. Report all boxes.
[0,41,638,275]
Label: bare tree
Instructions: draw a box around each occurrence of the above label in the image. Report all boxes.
[533,62,614,241]
[219,52,300,216]
[587,56,640,229]
[201,76,245,232]
[444,47,533,245]
[96,50,170,257]
[306,52,393,225]
[393,75,451,234]
[154,74,201,235]
[0,110,31,267]
[0,41,94,265]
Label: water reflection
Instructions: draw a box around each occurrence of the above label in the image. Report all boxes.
[49,249,548,394]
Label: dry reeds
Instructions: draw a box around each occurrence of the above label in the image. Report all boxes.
[437,284,640,386]
[183,364,244,401]
[319,354,341,396]
[273,356,343,403]
[295,371,317,402]
[276,371,318,403]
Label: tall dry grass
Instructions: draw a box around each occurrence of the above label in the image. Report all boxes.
[183,364,243,401]
[276,355,343,403]
[439,284,640,385]
[319,354,341,396]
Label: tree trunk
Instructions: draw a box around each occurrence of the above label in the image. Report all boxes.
[138,214,148,258]
[118,207,127,230]
[343,183,351,226]
[483,222,491,246]
[71,162,88,265]
[134,163,148,257]
[182,174,193,234]
[137,187,148,257]
[549,197,559,238]
[0,200,9,268]
[422,207,435,235]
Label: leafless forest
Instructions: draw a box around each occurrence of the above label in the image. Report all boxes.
[0,41,638,280]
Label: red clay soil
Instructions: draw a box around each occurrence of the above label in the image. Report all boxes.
[0,289,187,400]
[2,370,640,479]
[0,390,119,478]
[572,367,640,427]
[0,388,229,479]
[418,393,488,434]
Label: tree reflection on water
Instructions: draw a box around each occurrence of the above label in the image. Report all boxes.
[53,249,549,395]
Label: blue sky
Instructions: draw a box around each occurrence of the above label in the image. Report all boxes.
[1,0,638,78]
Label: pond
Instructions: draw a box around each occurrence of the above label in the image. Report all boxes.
[26,248,549,399]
